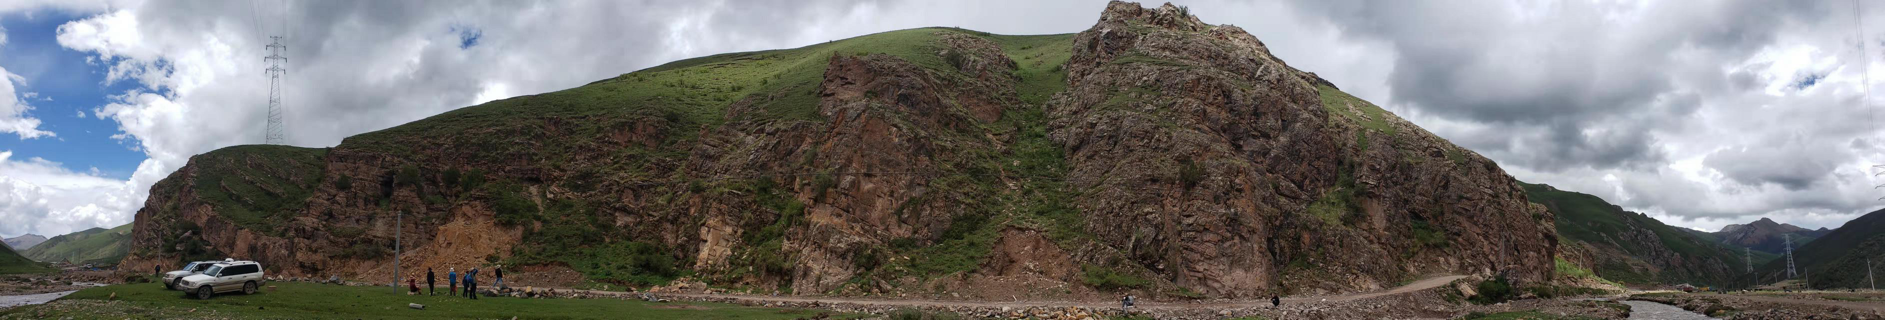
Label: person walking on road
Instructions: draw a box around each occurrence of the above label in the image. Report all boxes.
[448,268,458,296]
[426,268,436,296]
[495,266,504,289]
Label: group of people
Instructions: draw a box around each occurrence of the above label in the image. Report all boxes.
[409,266,504,299]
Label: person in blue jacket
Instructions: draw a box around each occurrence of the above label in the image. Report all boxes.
[465,268,478,299]
[448,268,458,296]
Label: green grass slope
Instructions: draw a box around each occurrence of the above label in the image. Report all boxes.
[0,281,860,319]
[1759,208,1885,289]
[0,243,51,274]
[139,28,1082,291]
[1522,183,1743,286]
[24,223,133,265]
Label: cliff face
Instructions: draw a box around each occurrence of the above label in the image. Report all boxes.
[1046,2,1555,295]
[124,1,1556,298]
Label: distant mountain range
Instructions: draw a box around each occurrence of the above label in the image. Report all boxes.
[1707,218,1830,255]
[4,234,48,250]
[1757,208,1885,289]
[24,224,134,266]
[1522,183,1742,287]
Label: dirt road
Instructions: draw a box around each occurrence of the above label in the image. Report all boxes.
[576,275,1468,312]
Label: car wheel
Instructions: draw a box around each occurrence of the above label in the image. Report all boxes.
[243,281,257,295]
[196,286,213,300]
[168,279,179,290]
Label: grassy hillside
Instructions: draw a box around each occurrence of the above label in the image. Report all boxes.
[126,4,1559,296]
[138,28,1085,291]
[24,223,133,265]
[0,243,51,274]
[1522,183,1743,286]
[1759,208,1885,289]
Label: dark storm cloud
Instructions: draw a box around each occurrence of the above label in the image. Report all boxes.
[1284,0,1831,172]
[1705,141,1843,191]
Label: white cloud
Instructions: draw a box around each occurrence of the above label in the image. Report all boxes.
[0,151,138,237]
[0,66,53,139]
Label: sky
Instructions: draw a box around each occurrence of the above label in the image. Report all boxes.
[0,0,1881,238]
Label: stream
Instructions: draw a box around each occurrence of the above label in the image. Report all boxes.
[0,290,78,309]
[0,282,108,309]
[1622,300,1717,320]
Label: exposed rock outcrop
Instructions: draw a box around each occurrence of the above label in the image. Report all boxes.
[124,1,1556,298]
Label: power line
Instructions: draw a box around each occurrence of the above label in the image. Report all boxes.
[1861,0,1885,202]
[247,0,264,42]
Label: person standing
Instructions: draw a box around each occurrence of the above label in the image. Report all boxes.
[426,268,436,296]
[494,266,504,289]
[448,268,458,296]
[465,268,479,299]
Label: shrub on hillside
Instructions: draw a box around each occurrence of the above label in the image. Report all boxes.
[1469,275,1514,305]
[1082,264,1149,290]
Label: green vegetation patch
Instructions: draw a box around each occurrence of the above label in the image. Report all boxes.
[1316,85,1397,136]
[888,308,966,320]
[23,223,133,265]
[188,145,328,236]
[1469,275,1515,305]
[1305,164,1360,227]
[1107,51,1188,68]
[1081,264,1150,290]
[872,32,1083,281]
[0,245,50,275]
[0,282,856,319]
[347,28,995,160]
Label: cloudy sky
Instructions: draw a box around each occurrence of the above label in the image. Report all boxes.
[0,0,1880,238]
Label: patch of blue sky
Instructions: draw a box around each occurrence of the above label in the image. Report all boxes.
[0,10,150,179]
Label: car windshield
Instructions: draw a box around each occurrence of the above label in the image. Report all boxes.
[204,265,224,277]
[180,262,197,271]
[193,263,213,271]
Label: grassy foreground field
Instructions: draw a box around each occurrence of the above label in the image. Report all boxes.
[1,281,859,319]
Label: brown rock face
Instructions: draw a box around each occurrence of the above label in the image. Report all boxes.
[124,1,1555,298]
[1045,1,1554,296]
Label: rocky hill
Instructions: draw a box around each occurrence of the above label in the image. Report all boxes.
[121,1,1557,298]
[1522,183,1743,287]
[23,224,133,266]
[3,234,47,251]
[1710,218,1829,255]
[1757,208,1885,289]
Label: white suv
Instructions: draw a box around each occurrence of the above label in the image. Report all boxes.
[176,259,266,299]
[163,260,219,290]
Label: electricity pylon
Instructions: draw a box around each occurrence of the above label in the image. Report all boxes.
[264,36,287,144]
